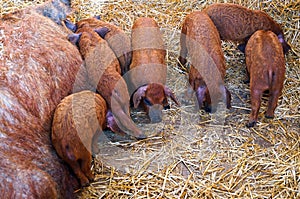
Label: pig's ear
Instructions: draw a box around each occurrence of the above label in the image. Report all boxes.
[64,19,77,32]
[67,33,82,46]
[94,15,101,20]
[95,27,110,39]
[164,86,180,106]
[195,86,206,110]
[106,110,128,136]
[133,85,148,108]
[278,34,291,54]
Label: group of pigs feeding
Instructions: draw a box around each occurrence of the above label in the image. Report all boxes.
[52,2,291,192]
[52,15,181,187]
[0,0,290,198]
[179,4,289,126]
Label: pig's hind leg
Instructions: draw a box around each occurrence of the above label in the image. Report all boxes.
[67,159,90,187]
[178,25,188,67]
[247,88,263,127]
[265,81,283,119]
[80,155,94,184]
[64,145,90,186]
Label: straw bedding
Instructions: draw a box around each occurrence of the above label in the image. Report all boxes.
[1,0,299,198]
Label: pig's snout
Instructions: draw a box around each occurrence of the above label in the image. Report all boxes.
[148,104,164,123]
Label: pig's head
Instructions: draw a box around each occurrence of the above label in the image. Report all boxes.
[65,16,106,34]
[67,26,109,57]
[132,83,179,123]
[195,84,231,113]
[111,79,147,140]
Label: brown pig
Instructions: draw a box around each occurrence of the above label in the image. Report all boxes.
[65,16,132,75]
[51,90,107,186]
[245,30,285,127]
[0,0,91,197]
[129,17,179,123]
[203,3,291,54]
[68,25,146,139]
[178,11,231,112]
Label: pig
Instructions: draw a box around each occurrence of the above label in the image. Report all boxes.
[0,0,90,198]
[68,25,146,139]
[178,11,231,112]
[203,3,291,54]
[129,17,179,123]
[245,30,285,127]
[65,16,132,75]
[51,90,107,186]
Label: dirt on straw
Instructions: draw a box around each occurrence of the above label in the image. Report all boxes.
[1,0,299,198]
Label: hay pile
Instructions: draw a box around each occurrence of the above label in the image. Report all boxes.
[1,0,299,198]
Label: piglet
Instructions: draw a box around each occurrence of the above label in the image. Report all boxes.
[65,16,132,75]
[51,90,107,186]
[245,30,285,127]
[178,11,231,112]
[68,25,146,139]
[129,17,179,123]
[203,3,291,54]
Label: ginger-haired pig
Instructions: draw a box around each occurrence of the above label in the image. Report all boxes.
[65,16,132,75]
[68,25,146,139]
[178,11,231,112]
[129,17,179,123]
[203,3,291,54]
[245,30,285,127]
[51,90,107,186]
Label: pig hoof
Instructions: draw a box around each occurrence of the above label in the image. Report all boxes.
[265,115,274,119]
[81,182,90,187]
[135,134,147,140]
[92,147,100,155]
[80,178,90,187]
[246,121,256,128]
[87,173,95,182]
[243,79,250,84]
[226,104,231,109]
[204,105,212,113]
[92,145,100,154]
